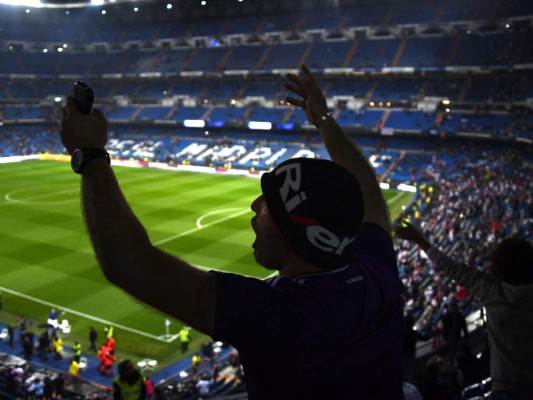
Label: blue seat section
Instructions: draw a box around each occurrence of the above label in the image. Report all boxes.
[224,14,265,35]
[204,79,239,100]
[454,32,511,66]
[160,48,197,73]
[372,79,421,101]
[0,126,64,156]
[261,42,308,70]
[342,3,391,28]
[247,107,289,123]
[336,108,383,129]
[389,2,440,25]
[172,80,206,98]
[399,36,451,67]
[157,21,193,40]
[2,106,44,120]
[305,41,352,69]
[208,107,246,124]
[439,0,508,22]
[349,37,399,69]
[127,80,176,99]
[185,47,230,71]
[262,12,301,33]
[241,79,283,98]
[106,106,138,120]
[300,8,343,30]
[384,111,436,132]
[170,106,209,122]
[224,44,269,71]
[136,106,173,121]
[0,51,22,75]
[440,112,515,136]
[423,77,464,100]
[327,78,372,98]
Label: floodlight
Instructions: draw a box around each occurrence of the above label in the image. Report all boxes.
[183,119,205,128]
[247,121,272,130]
[397,183,417,193]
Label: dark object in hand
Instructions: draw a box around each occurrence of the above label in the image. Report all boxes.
[73,81,94,114]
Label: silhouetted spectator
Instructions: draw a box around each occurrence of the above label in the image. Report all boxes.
[396,223,533,399]
[455,339,488,386]
[439,302,468,357]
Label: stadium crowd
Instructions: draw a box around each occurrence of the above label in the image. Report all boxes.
[1,127,532,399]
[0,0,532,397]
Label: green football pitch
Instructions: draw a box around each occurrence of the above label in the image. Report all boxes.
[0,160,413,370]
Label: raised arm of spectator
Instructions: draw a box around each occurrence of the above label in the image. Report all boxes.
[285,65,390,232]
[395,222,496,299]
[60,98,215,336]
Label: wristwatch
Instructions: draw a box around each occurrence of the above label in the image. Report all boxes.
[314,111,333,129]
[71,148,110,174]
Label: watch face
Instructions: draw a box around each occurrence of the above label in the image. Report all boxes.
[71,149,84,173]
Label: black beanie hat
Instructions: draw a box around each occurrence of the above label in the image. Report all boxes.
[261,158,364,269]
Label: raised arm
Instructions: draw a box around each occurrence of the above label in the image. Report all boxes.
[285,65,390,232]
[60,98,215,336]
[395,222,496,299]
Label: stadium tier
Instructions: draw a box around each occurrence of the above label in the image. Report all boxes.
[0,0,532,399]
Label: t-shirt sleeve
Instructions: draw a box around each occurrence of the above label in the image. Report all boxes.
[353,222,396,270]
[211,271,287,347]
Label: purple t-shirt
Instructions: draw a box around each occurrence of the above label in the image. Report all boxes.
[212,222,405,400]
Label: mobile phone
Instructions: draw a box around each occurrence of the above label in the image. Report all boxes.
[73,81,94,114]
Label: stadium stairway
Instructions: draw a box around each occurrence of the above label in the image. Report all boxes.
[0,322,233,389]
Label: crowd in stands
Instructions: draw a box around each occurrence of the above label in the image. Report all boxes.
[0,137,531,400]
[0,0,532,398]
[395,147,531,398]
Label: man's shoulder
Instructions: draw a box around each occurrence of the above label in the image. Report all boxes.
[354,222,397,271]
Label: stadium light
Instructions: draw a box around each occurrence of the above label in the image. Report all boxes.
[397,183,417,193]
[183,119,205,128]
[247,121,272,130]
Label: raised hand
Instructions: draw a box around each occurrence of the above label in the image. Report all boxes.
[284,65,329,126]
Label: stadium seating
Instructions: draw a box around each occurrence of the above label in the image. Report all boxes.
[0,1,532,398]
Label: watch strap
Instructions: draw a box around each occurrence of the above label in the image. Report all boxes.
[72,147,110,175]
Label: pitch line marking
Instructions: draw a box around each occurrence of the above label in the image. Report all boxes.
[4,187,78,205]
[196,207,250,229]
[0,285,167,342]
[390,191,408,203]
[154,208,251,246]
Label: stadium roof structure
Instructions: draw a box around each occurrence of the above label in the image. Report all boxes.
[0,0,151,8]
[0,0,360,15]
